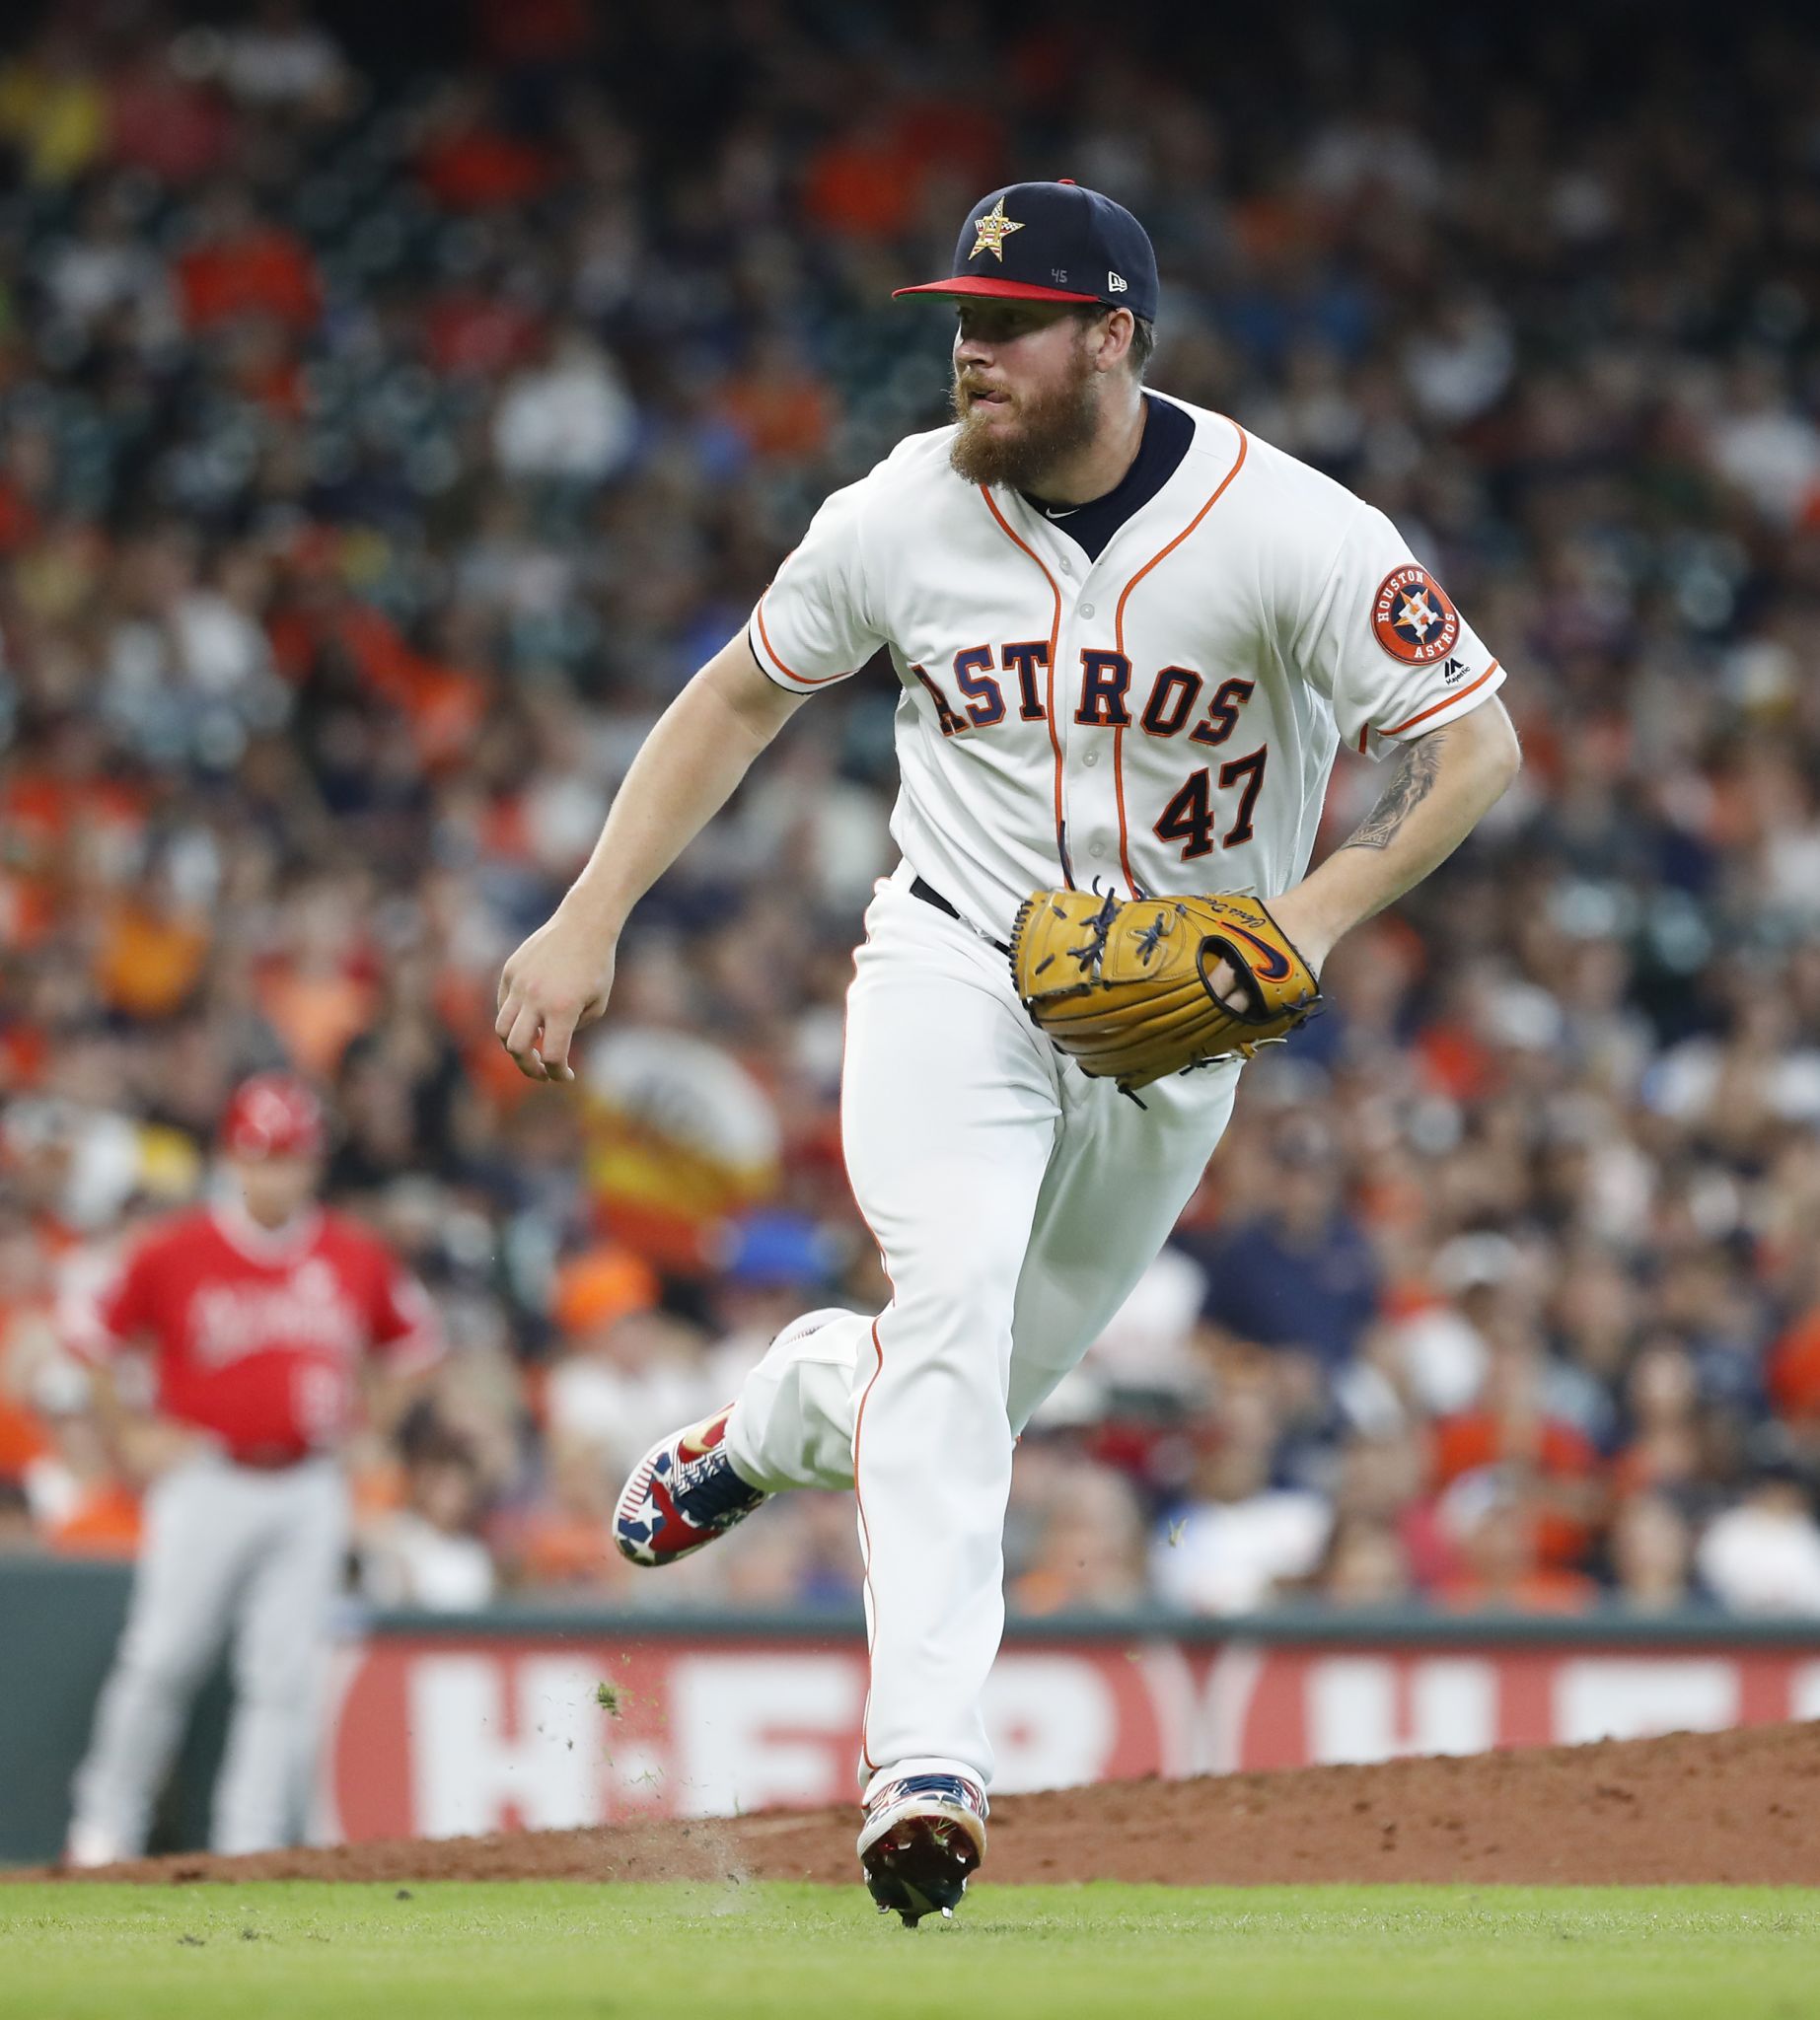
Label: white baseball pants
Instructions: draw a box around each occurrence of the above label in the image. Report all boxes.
[726,868,1238,1790]
[70,1452,347,1857]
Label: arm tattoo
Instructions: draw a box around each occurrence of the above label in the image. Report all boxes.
[1337,729,1448,854]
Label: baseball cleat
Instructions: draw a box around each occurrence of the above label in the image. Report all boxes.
[614,1404,767,1566]
[857,1772,988,1926]
[63,1822,124,1870]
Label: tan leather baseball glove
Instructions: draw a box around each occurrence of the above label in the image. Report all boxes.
[1009,888,1322,1096]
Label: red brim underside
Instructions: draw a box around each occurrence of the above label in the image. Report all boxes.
[891,277,1105,303]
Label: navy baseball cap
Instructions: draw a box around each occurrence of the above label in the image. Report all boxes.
[893,180,1158,325]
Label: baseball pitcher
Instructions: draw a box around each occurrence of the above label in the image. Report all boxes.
[495,180,1521,1921]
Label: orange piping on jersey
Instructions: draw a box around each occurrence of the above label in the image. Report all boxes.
[979,489,1070,885]
[1378,660,1501,738]
[1111,420,1251,894]
[1357,724,1370,755]
[753,595,853,686]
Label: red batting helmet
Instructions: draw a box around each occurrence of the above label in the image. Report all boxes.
[219,1073,328,1160]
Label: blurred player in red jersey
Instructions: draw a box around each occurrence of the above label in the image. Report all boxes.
[63,1073,443,1864]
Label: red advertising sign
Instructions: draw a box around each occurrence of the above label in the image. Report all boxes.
[317,1632,1820,1843]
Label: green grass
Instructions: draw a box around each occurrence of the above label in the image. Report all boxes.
[2,1882,1818,2020]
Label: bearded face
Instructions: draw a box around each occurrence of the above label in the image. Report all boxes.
[947,308,1106,493]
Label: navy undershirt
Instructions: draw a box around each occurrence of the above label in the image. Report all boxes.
[1020,394,1196,562]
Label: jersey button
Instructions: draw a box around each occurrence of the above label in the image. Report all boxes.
[1079,601,1096,618]
[1088,839,1108,860]
[1083,750,1100,766]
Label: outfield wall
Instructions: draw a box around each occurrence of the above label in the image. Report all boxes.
[322,1616,1820,1841]
[5,1560,1819,1862]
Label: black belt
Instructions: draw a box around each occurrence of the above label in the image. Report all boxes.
[910,877,1010,955]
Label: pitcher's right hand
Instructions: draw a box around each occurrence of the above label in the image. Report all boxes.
[495,908,618,1083]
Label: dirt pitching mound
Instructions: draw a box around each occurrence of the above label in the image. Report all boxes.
[24,1720,1820,1889]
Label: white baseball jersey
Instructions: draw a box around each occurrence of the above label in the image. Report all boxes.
[750,396,1505,930]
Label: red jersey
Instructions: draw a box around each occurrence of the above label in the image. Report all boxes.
[67,1205,442,1465]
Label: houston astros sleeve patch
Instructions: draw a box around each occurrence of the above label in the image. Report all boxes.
[1370,564,1462,665]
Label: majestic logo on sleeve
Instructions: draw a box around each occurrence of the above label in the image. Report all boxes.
[970,198,1024,261]
[1371,565,1461,665]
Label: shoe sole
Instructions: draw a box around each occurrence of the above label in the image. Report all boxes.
[612,1441,676,1566]
[859,1805,985,1926]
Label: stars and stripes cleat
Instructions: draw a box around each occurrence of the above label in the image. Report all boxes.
[857,1772,988,1926]
[614,1405,768,1566]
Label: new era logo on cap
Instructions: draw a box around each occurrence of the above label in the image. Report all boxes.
[892,180,1160,325]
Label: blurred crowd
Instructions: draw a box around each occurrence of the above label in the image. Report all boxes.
[4,0,1820,1619]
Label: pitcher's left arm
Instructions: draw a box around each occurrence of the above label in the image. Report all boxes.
[1266,696,1521,973]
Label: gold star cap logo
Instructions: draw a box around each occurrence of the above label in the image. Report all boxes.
[969,197,1024,262]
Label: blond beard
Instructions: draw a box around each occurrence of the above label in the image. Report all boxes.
[948,352,1103,492]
